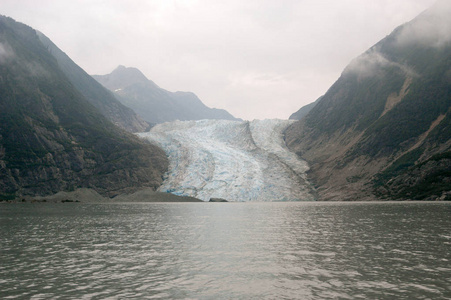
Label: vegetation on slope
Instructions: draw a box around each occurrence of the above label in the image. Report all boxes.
[285,3,451,200]
[0,16,168,199]
[37,32,149,133]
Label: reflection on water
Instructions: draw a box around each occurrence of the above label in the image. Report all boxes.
[1,202,451,299]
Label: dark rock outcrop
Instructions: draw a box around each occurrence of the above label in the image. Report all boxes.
[209,198,228,202]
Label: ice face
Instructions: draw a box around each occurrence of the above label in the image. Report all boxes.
[138,119,316,201]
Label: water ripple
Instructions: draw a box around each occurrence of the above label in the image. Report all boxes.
[1,202,451,299]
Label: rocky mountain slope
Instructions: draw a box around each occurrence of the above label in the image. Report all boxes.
[93,66,238,124]
[0,16,168,200]
[36,33,149,133]
[289,96,322,121]
[285,1,451,201]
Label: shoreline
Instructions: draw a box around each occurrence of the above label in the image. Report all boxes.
[5,188,203,203]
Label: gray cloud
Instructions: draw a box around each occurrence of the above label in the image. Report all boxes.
[344,49,417,79]
[396,0,451,48]
[0,42,14,64]
[2,0,437,120]
[0,40,48,77]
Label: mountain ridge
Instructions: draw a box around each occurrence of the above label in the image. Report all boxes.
[93,66,239,124]
[0,16,168,199]
[285,2,451,201]
[36,35,149,133]
[289,97,322,121]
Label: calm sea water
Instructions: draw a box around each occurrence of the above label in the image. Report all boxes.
[1,202,450,299]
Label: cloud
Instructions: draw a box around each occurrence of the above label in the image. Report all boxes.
[1,0,438,120]
[230,72,292,88]
[344,0,449,79]
[395,0,451,48]
[0,42,15,64]
[344,49,416,79]
[0,37,49,77]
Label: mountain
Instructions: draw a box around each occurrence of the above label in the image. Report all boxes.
[93,66,238,124]
[289,96,322,120]
[36,33,149,133]
[285,1,451,201]
[0,16,168,200]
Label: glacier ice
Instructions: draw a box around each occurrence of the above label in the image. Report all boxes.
[138,119,315,202]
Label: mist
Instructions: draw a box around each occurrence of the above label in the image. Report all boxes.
[2,0,438,120]
[396,0,451,48]
[344,48,417,80]
[343,0,450,80]
[0,42,14,64]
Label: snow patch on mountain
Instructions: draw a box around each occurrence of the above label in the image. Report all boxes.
[138,119,315,201]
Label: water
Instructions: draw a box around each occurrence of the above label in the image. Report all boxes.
[1,202,450,299]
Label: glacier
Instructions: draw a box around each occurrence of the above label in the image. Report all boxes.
[138,119,316,202]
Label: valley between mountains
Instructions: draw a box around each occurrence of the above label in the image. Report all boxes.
[1,1,450,202]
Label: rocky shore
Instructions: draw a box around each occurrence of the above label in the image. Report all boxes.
[3,188,203,203]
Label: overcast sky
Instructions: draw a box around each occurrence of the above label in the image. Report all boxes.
[2,0,437,120]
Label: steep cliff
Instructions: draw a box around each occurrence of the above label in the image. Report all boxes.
[285,2,451,201]
[0,16,168,200]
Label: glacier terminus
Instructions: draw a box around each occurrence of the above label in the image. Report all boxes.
[139,119,316,201]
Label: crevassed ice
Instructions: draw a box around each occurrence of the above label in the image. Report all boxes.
[138,119,315,202]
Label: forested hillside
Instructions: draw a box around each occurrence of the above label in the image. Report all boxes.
[285,2,451,200]
[0,16,168,199]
